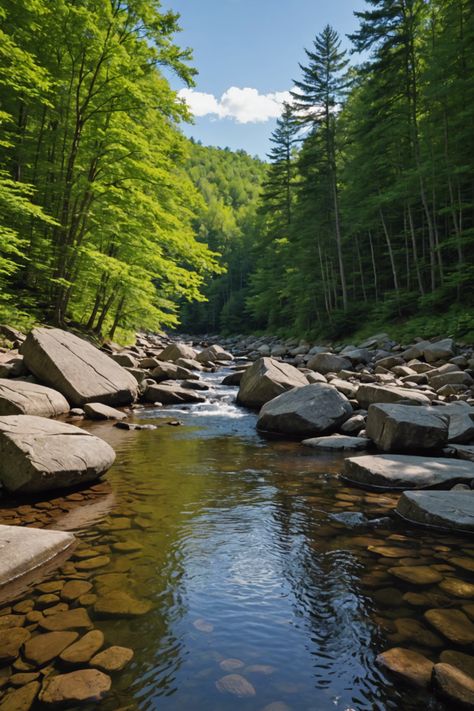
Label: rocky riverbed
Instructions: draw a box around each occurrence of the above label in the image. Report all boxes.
[1,325,474,707]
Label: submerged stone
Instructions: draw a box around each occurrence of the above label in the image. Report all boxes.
[376,647,433,688]
[39,669,111,705]
[215,674,256,698]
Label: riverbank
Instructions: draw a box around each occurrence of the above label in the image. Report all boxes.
[1,325,474,708]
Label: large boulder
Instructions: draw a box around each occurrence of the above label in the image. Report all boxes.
[237,357,308,409]
[307,352,351,374]
[0,379,69,418]
[396,491,474,532]
[344,454,474,490]
[357,384,431,408]
[20,328,138,406]
[157,343,197,362]
[423,338,455,363]
[366,404,449,452]
[0,415,115,493]
[257,383,352,437]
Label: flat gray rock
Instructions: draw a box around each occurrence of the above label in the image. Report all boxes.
[84,403,126,421]
[357,384,431,409]
[0,525,75,589]
[257,383,352,437]
[143,382,206,405]
[344,454,474,490]
[197,345,233,363]
[150,362,198,382]
[20,328,138,406]
[302,435,369,451]
[0,415,116,493]
[451,445,474,461]
[397,491,474,532]
[366,404,448,453]
[0,379,69,418]
[237,357,308,408]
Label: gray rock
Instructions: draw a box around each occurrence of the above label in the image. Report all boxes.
[329,377,358,399]
[423,338,455,363]
[175,357,204,371]
[222,371,244,386]
[451,445,474,461]
[109,352,138,368]
[0,524,74,588]
[344,454,474,490]
[143,382,206,405]
[237,357,308,409]
[397,490,474,532]
[157,343,197,362]
[150,362,197,382]
[257,383,352,437]
[0,379,69,418]
[197,345,233,363]
[302,434,369,451]
[307,352,351,374]
[357,384,431,409]
[20,328,138,406]
[366,404,449,452]
[0,415,115,493]
[430,371,472,390]
[341,414,366,435]
[84,403,126,420]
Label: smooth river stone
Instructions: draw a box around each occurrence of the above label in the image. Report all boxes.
[344,454,474,490]
[451,557,474,574]
[439,578,474,598]
[0,680,40,711]
[301,435,369,451]
[94,591,152,618]
[376,647,434,688]
[367,546,414,558]
[388,566,443,585]
[0,614,26,629]
[60,580,93,602]
[39,608,92,632]
[432,663,474,707]
[39,669,111,705]
[392,618,443,649]
[10,672,40,686]
[219,659,245,672]
[111,541,143,553]
[424,609,474,646]
[59,630,104,665]
[75,555,111,570]
[0,628,31,663]
[23,631,79,666]
[215,674,256,698]
[440,650,474,679]
[90,645,134,672]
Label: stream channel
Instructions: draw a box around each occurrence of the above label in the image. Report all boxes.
[1,364,472,710]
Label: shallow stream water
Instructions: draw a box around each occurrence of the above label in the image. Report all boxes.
[1,366,473,710]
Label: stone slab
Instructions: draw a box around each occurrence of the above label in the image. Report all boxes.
[396,491,474,533]
[344,454,474,490]
[302,435,369,451]
[0,525,75,590]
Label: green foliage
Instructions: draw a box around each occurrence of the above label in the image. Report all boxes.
[0,0,220,339]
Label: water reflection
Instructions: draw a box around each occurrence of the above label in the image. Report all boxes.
[0,369,465,709]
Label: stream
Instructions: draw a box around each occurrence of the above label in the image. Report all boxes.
[1,364,472,709]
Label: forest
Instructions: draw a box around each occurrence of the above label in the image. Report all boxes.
[1,0,474,343]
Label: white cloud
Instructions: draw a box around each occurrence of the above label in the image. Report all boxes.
[179,86,291,124]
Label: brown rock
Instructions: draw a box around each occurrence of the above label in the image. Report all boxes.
[424,608,474,646]
[376,647,433,687]
[0,628,31,663]
[60,580,93,602]
[433,662,474,708]
[90,645,134,672]
[440,650,474,679]
[39,669,111,705]
[39,608,92,632]
[388,566,443,586]
[23,631,79,666]
[59,630,104,665]
[94,591,151,618]
[0,681,40,711]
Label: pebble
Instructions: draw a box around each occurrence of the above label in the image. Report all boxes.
[424,608,474,646]
[39,608,92,632]
[0,628,31,663]
[94,591,152,618]
[432,662,474,707]
[193,618,214,633]
[90,645,134,672]
[388,566,443,585]
[60,580,93,602]
[219,658,245,672]
[215,674,256,698]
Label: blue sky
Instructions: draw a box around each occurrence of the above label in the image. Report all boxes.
[162,0,367,158]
